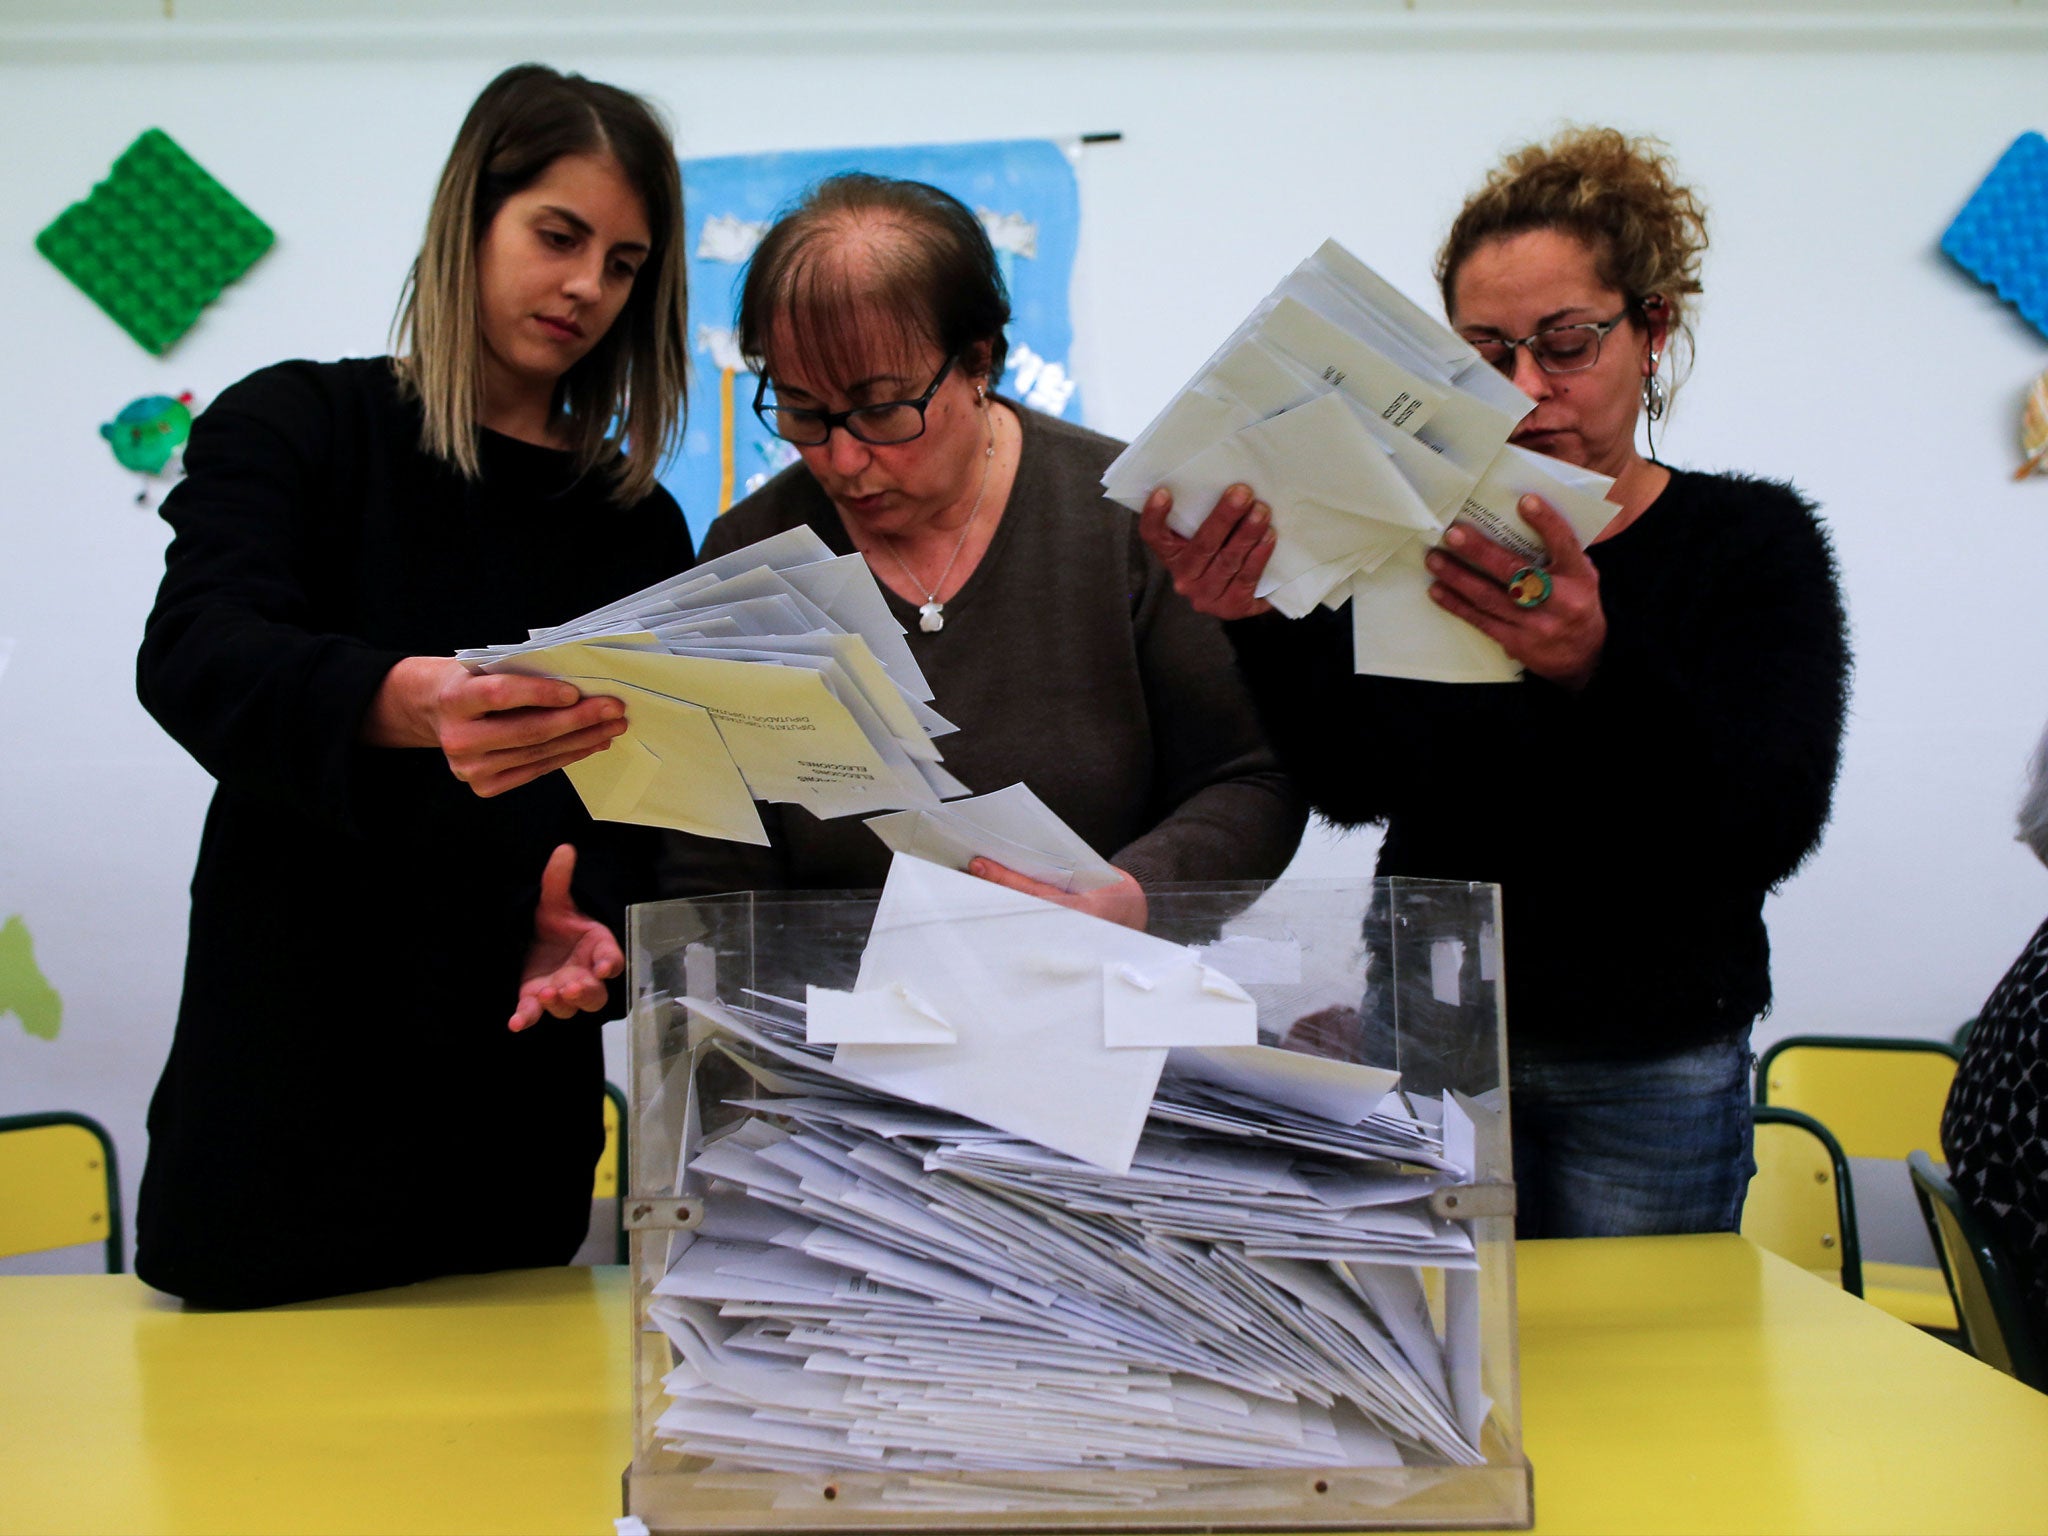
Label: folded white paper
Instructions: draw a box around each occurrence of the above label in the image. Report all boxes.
[866,782,1123,894]
[806,982,956,1044]
[1101,960,1259,1049]
[457,532,963,840]
[1103,237,1624,683]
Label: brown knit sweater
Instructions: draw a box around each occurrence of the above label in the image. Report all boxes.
[657,405,1306,899]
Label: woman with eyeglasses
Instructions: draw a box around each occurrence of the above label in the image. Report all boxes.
[133,65,693,1307]
[1143,127,1851,1238]
[659,173,1305,924]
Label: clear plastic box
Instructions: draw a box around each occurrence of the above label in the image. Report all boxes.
[625,876,1528,1531]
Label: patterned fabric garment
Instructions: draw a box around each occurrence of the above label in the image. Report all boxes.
[1942,915,2048,1342]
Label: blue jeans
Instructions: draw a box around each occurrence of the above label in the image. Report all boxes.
[1509,1034,1756,1239]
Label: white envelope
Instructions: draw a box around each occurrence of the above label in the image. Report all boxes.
[1168,1044,1400,1126]
[1157,392,1440,607]
[1345,541,1523,684]
[1101,334,1324,506]
[554,674,770,843]
[1102,960,1258,1049]
[865,782,1122,894]
[832,858,1240,1173]
[1259,295,1449,436]
[1451,441,1620,562]
[806,982,957,1044]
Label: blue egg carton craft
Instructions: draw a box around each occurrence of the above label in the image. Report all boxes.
[1944,131,2048,341]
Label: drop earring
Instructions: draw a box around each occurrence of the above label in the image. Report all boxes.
[1642,356,1667,422]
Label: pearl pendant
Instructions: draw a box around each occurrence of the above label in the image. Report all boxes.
[918,601,945,633]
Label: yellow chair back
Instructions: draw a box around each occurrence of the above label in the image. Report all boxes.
[596,1082,628,1264]
[1744,1107,1861,1293]
[595,1085,622,1200]
[0,1113,121,1272]
[1756,1036,1959,1161]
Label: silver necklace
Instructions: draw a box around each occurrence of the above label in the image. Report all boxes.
[879,414,996,634]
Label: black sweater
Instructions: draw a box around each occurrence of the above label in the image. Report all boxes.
[134,358,693,1307]
[1227,468,1850,1060]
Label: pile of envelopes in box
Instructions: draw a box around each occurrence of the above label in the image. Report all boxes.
[1102,239,1621,683]
[459,529,965,844]
[646,848,1490,1502]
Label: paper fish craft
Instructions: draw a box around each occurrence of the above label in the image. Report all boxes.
[101,391,194,500]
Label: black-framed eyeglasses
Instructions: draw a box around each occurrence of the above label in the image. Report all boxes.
[1466,310,1631,377]
[753,355,956,446]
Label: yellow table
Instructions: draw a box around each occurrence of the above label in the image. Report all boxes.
[2,1236,2043,1536]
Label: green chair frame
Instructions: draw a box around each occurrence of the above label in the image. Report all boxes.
[1907,1150,2046,1391]
[0,1111,122,1273]
[1748,1105,1864,1297]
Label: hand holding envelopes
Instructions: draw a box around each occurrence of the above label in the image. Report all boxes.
[641,856,1497,1498]
[1104,238,1623,682]
[864,781,1124,894]
[457,529,961,842]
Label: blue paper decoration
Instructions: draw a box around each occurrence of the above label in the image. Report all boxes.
[1943,131,2048,341]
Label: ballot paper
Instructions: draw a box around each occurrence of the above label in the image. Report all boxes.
[1103,238,1623,682]
[864,782,1124,894]
[830,856,1257,1172]
[455,533,961,840]
[639,864,1501,1496]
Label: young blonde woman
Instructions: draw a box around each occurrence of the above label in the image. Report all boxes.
[135,65,692,1307]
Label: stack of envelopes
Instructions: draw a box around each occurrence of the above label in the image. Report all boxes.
[459,528,966,843]
[1103,239,1623,683]
[644,855,1492,1496]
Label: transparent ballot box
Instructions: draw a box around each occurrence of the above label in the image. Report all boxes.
[625,876,1528,1532]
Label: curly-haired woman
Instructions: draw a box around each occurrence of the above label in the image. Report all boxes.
[1144,127,1852,1238]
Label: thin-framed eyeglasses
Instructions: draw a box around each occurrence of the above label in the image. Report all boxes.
[753,354,956,446]
[1465,310,1632,377]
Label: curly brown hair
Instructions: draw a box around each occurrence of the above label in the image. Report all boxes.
[1436,125,1709,390]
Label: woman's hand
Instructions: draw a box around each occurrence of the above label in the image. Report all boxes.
[509,844,624,1033]
[1138,483,1276,621]
[364,656,628,796]
[967,857,1149,931]
[1425,495,1607,689]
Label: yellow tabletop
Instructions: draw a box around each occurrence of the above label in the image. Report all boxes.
[1,1236,2043,1536]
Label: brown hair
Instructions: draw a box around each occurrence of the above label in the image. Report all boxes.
[737,173,1011,394]
[1436,125,1708,392]
[392,63,688,503]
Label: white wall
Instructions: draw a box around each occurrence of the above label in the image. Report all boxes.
[4,1,2046,1264]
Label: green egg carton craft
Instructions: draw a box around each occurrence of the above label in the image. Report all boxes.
[35,128,274,356]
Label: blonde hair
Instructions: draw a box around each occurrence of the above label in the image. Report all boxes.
[392,64,687,504]
[1436,125,1708,396]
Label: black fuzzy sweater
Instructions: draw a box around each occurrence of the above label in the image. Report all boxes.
[135,358,693,1307]
[1226,468,1850,1061]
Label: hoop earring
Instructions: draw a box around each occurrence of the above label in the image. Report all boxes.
[1642,365,1667,423]
[1640,353,1667,462]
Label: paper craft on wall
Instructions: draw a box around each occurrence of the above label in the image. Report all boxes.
[36,129,274,356]
[1941,131,2048,479]
[0,916,62,1042]
[1944,131,2048,342]
[101,391,195,503]
[666,139,1082,546]
[2020,369,2048,481]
